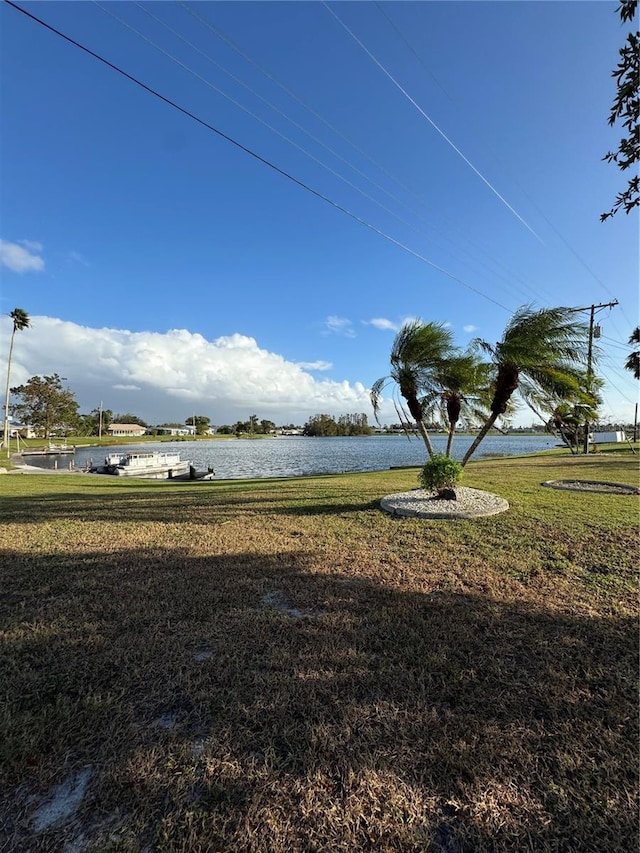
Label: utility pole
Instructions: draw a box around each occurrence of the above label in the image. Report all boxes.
[98,401,103,441]
[583,304,596,455]
[568,300,618,454]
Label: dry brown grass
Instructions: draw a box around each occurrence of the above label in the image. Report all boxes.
[0,452,638,852]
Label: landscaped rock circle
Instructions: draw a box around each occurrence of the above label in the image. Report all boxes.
[380,486,509,519]
[542,479,640,495]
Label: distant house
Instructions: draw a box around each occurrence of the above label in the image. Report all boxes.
[0,420,37,438]
[107,423,147,437]
[154,426,196,436]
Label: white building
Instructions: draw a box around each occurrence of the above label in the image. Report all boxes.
[154,426,196,436]
[107,423,147,437]
[0,420,37,438]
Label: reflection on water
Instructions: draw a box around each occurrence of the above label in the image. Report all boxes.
[23,434,557,480]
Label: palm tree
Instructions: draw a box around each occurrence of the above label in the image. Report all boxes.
[547,404,579,453]
[625,326,640,380]
[461,306,590,467]
[3,308,31,457]
[549,395,598,455]
[434,353,495,457]
[371,320,457,458]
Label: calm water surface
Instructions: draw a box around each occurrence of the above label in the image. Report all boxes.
[26,434,557,479]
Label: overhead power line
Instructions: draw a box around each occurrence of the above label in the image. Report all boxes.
[322,1,543,242]
[130,1,440,225]
[4,0,512,312]
[179,0,551,307]
[101,0,543,306]
[179,0,425,207]
[373,1,457,104]
[373,2,635,325]
[131,1,547,309]
[600,334,636,352]
[598,363,637,405]
[95,0,431,237]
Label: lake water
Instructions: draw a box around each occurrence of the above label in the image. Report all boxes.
[25,434,557,479]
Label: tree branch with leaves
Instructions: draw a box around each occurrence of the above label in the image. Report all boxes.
[626,326,640,379]
[601,0,639,221]
[10,374,79,439]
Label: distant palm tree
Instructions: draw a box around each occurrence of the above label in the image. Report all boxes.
[461,306,591,467]
[549,403,580,453]
[3,308,31,456]
[371,320,457,458]
[548,397,600,454]
[625,326,640,380]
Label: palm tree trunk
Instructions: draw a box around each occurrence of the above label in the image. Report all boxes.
[403,390,435,458]
[445,395,460,458]
[3,328,16,457]
[558,426,577,455]
[446,426,456,457]
[416,418,435,458]
[461,412,498,467]
[462,365,519,467]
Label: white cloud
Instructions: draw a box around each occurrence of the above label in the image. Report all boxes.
[19,239,43,252]
[296,360,332,371]
[365,316,434,333]
[0,239,45,273]
[366,318,399,332]
[323,316,355,337]
[0,316,373,424]
[463,324,478,333]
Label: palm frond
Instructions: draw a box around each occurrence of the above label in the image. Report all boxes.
[391,320,456,369]
[370,376,390,423]
[520,363,586,399]
[499,306,590,367]
[625,351,640,380]
[10,308,30,331]
[626,327,640,379]
[390,319,429,365]
[392,399,417,437]
[470,338,496,359]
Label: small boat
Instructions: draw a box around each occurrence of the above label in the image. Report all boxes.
[97,450,191,479]
[21,442,75,456]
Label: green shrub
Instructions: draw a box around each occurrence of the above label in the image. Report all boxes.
[419,453,463,495]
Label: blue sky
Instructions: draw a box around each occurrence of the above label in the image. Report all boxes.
[1,0,637,427]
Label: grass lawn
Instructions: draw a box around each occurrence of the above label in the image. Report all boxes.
[0,452,638,852]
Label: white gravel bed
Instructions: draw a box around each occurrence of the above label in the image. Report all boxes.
[542,479,639,494]
[380,486,509,519]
